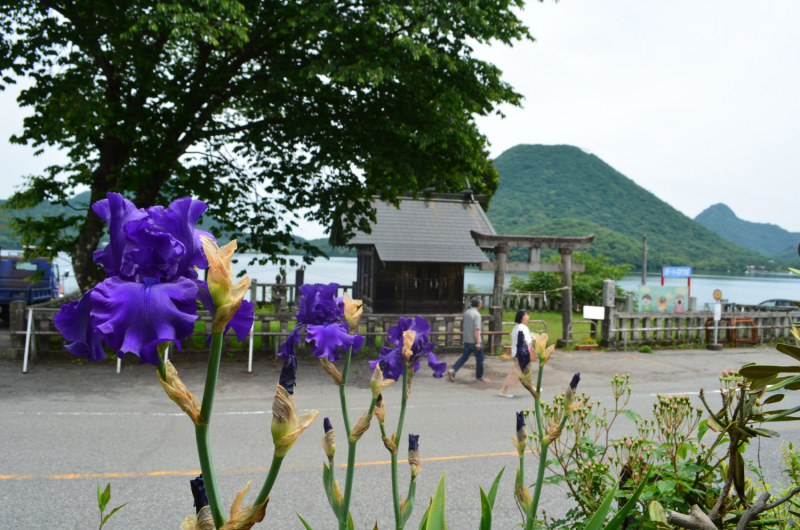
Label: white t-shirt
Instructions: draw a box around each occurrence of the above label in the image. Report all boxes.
[510,323,532,358]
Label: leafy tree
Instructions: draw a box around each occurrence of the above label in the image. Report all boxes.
[508,251,632,306]
[0,0,530,291]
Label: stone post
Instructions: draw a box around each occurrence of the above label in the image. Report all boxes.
[5,300,27,360]
[601,280,617,349]
[625,293,634,312]
[490,243,509,353]
[294,268,305,304]
[688,297,697,312]
[250,278,259,308]
[558,248,573,347]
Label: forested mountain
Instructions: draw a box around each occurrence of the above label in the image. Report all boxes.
[487,144,770,270]
[695,203,800,259]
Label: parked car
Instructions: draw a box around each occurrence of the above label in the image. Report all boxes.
[0,255,60,322]
[758,299,798,308]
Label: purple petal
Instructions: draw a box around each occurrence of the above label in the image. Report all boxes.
[90,277,199,365]
[352,334,365,352]
[141,197,210,280]
[306,321,357,362]
[296,283,341,325]
[92,193,147,279]
[426,351,447,378]
[371,346,404,380]
[387,317,414,347]
[53,292,107,361]
[279,326,303,359]
[227,300,254,342]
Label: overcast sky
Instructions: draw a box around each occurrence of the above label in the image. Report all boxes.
[1,0,799,239]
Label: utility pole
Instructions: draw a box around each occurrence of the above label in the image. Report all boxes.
[641,234,648,285]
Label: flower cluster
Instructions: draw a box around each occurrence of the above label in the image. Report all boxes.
[54,193,254,365]
[609,434,653,482]
[368,316,446,380]
[278,284,364,362]
[652,393,703,446]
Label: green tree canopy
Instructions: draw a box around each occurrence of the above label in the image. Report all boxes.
[509,251,632,307]
[0,0,531,290]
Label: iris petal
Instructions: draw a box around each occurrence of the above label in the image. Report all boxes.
[426,351,447,378]
[279,326,303,359]
[90,277,199,365]
[296,283,341,325]
[53,292,107,361]
[306,321,357,362]
[91,193,147,279]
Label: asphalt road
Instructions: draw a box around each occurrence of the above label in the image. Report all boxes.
[1,347,798,529]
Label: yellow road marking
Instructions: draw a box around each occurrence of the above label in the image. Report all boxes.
[0,451,518,481]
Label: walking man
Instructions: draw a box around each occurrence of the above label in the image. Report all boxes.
[447,297,490,383]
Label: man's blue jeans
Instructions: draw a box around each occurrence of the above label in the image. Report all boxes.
[452,342,484,380]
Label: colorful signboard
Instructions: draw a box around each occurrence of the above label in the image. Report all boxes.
[638,285,690,313]
[662,267,692,278]
[713,289,722,301]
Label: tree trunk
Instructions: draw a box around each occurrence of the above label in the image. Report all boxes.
[72,180,112,292]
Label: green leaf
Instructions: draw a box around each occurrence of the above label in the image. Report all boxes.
[623,410,638,421]
[348,511,355,530]
[657,480,676,494]
[488,467,505,509]
[400,481,417,528]
[740,365,800,379]
[763,394,785,405]
[479,487,492,530]
[764,405,800,421]
[295,510,315,530]
[733,450,746,502]
[96,482,103,511]
[582,482,619,530]
[100,504,127,527]
[99,483,111,513]
[603,468,653,530]
[777,344,800,362]
[648,500,668,524]
[425,472,447,530]
[707,415,725,432]
[766,375,800,392]
[418,504,431,530]
[751,428,780,438]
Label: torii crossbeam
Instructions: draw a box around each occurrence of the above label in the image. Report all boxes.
[470,231,596,348]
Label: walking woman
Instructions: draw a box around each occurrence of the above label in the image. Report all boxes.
[499,310,533,398]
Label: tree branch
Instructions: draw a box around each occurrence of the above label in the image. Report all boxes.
[763,486,800,512]
[667,505,717,530]
[737,492,771,530]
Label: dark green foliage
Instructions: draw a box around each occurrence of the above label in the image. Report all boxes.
[509,251,632,306]
[695,203,800,264]
[0,0,528,290]
[487,145,770,270]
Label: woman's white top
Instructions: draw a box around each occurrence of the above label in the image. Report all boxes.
[510,323,532,358]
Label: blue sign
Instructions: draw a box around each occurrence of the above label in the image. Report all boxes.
[662,266,692,278]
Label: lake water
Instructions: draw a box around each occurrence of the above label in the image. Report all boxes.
[10,251,800,308]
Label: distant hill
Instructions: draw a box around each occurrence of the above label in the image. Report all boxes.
[487,145,770,270]
[695,203,800,260]
[0,191,91,249]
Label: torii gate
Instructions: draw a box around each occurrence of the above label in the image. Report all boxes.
[470,232,595,348]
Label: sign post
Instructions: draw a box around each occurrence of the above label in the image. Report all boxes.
[661,266,692,297]
[710,289,723,351]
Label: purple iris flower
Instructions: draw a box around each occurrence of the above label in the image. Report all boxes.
[196,282,255,343]
[368,316,446,380]
[278,283,364,362]
[570,373,581,390]
[54,193,252,366]
[323,417,333,433]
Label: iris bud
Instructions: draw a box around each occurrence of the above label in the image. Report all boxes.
[322,417,336,463]
[271,385,319,457]
[402,330,416,362]
[190,474,208,514]
[342,293,363,334]
[370,363,394,400]
[564,373,581,408]
[408,434,422,480]
[512,411,528,457]
[159,360,205,426]
[200,236,250,333]
[279,355,297,395]
[535,334,555,365]
[349,410,373,443]
[374,394,386,425]
[320,358,344,385]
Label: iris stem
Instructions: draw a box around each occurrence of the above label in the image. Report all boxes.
[337,345,353,530]
[254,453,284,507]
[196,332,225,529]
[391,363,409,529]
[525,362,546,530]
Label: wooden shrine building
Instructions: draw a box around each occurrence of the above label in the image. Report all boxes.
[341,192,496,314]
